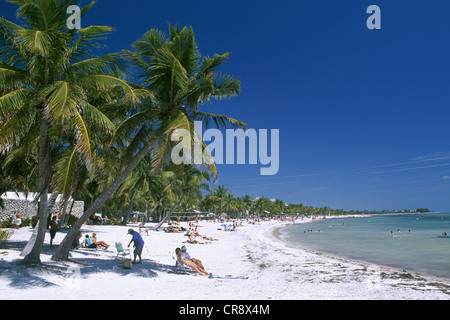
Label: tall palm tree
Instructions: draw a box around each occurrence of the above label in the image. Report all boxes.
[119,25,245,175]
[151,164,210,230]
[274,199,286,214]
[211,185,230,213]
[0,0,140,264]
[253,197,272,216]
[198,193,216,213]
[119,154,171,225]
[222,194,237,215]
[52,24,244,261]
[241,194,254,214]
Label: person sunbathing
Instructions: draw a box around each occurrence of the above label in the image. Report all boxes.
[187,233,211,244]
[84,235,97,248]
[202,235,218,241]
[180,246,207,270]
[175,247,209,276]
[166,226,181,233]
[92,233,109,249]
[186,228,202,237]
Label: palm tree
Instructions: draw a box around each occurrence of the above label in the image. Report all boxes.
[151,164,210,230]
[222,194,234,212]
[211,185,230,213]
[198,193,216,213]
[253,197,272,216]
[273,199,286,214]
[0,0,140,264]
[119,154,171,225]
[241,194,253,215]
[52,24,244,261]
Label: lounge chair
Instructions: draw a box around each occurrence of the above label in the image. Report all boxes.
[115,242,131,260]
[171,250,194,274]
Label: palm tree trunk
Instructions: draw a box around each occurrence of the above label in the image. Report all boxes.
[21,113,51,264]
[59,197,70,228]
[51,142,154,261]
[140,197,163,227]
[20,192,58,257]
[149,193,185,231]
[121,188,138,226]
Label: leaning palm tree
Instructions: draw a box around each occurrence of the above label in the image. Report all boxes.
[0,0,140,264]
[117,24,246,177]
[51,24,244,261]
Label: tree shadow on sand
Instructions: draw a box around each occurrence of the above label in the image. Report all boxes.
[0,240,176,289]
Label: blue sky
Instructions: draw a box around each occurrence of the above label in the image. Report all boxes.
[2,0,450,211]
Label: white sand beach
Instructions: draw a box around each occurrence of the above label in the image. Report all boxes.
[0,218,449,300]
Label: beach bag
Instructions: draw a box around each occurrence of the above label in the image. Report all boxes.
[123,259,132,269]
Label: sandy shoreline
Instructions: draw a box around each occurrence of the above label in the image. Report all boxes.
[0,218,449,300]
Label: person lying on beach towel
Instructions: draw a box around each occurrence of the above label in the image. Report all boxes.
[186,228,202,237]
[185,233,211,244]
[202,235,218,241]
[165,226,181,233]
[175,247,209,276]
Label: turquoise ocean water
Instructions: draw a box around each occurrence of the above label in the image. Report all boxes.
[278,213,450,279]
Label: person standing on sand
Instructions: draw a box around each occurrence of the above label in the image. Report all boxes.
[16,211,22,229]
[50,216,58,247]
[128,229,144,264]
[12,211,22,229]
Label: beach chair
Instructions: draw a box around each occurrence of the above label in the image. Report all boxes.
[171,250,194,274]
[115,242,131,260]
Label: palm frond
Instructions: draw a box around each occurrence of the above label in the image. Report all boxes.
[18,29,51,54]
[43,81,82,120]
[80,75,139,102]
[70,108,92,164]
[193,111,247,130]
[52,143,78,199]
[68,53,128,78]
[197,53,231,79]
[0,88,34,120]
[66,25,115,63]
[167,24,199,77]
[80,101,116,134]
[211,73,241,99]
[0,96,36,152]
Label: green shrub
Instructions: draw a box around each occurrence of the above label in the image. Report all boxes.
[66,214,79,227]
[21,218,31,227]
[31,215,39,228]
[0,220,12,228]
[0,229,13,244]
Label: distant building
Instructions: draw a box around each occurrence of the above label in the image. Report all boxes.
[0,192,84,222]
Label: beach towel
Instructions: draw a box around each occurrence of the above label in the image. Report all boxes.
[208,274,249,279]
